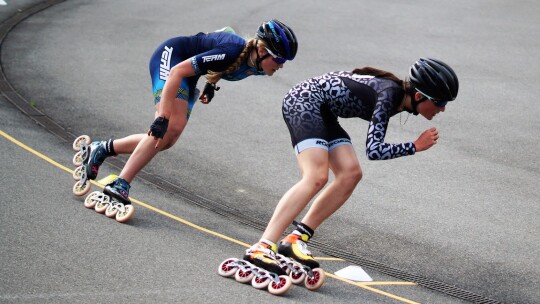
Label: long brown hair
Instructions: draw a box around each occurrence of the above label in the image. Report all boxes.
[353,66,413,96]
[353,67,412,109]
[206,38,264,84]
[352,67,403,84]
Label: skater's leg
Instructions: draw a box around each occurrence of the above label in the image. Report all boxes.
[100,99,186,206]
[260,148,330,243]
[118,98,188,183]
[110,134,147,154]
[106,108,183,156]
[301,144,362,230]
[277,145,360,268]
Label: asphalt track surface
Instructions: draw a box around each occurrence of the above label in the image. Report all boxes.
[1,1,538,303]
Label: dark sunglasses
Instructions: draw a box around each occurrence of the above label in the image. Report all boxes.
[264,47,287,64]
[430,99,448,108]
[417,90,448,107]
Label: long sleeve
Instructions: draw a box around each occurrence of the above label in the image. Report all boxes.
[365,96,415,160]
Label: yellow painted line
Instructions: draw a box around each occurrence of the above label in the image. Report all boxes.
[1,130,74,174]
[97,174,117,185]
[1,129,420,303]
[314,256,343,261]
[130,196,251,248]
[327,273,419,304]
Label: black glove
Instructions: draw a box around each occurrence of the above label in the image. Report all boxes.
[201,82,220,103]
[148,117,169,139]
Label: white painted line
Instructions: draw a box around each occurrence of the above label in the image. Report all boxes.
[0,0,7,6]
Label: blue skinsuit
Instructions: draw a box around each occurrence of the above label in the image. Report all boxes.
[148,29,265,118]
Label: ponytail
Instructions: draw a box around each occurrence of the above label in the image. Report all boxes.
[352,67,403,86]
[353,67,414,111]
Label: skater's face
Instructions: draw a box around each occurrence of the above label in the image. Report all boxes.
[415,92,446,120]
[258,47,285,76]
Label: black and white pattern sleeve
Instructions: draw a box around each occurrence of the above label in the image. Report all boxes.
[365,89,415,160]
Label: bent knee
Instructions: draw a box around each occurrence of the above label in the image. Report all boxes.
[159,142,174,151]
[338,166,362,187]
[304,173,329,191]
[349,166,363,183]
[159,128,183,150]
[167,124,184,139]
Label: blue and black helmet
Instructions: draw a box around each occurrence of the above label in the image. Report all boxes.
[256,19,298,61]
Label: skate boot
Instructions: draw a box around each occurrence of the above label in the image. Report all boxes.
[91,177,134,223]
[278,233,319,269]
[217,242,292,296]
[72,136,111,196]
[244,242,287,276]
[277,233,325,290]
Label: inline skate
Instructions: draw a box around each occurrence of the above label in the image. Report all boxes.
[83,177,134,223]
[218,243,291,295]
[277,233,326,290]
[71,135,109,196]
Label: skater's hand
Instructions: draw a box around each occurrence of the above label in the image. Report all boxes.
[199,94,210,104]
[414,127,439,152]
[148,117,169,148]
[200,81,219,104]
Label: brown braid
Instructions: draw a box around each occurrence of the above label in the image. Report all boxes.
[206,38,260,84]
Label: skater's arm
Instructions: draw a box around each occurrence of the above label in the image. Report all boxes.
[158,60,196,119]
[365,97,416,160]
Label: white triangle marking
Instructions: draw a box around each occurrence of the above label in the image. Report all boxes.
[334,265,373,282]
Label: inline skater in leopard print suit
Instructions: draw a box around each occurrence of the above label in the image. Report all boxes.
[246,58,459,276]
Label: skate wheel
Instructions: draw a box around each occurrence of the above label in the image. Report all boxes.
[267,275,291,296]
[251,270,271,289]
[83,191,101,208]
[234,268,254,284]
[116,205,134,223]
[73,135,91,151]
[73,165,84,181]
[72,151,84,166]
[73,180,91,197]
[218,258,239,277]
[290,266,306,285]
[94,195,110,213]
[104,203,119,218]
[304,268,325,291]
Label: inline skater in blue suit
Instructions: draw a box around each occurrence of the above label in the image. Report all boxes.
[75,20,298,223]
[246,58,459,283]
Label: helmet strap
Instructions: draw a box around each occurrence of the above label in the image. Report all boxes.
[256,54,271,71]
[410,91,427,116]
[253,39,267,71]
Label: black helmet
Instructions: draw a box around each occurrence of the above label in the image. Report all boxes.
[409,58,459,102]
[256,19,298,61]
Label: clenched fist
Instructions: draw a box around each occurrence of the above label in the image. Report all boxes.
[414,127,439,152]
